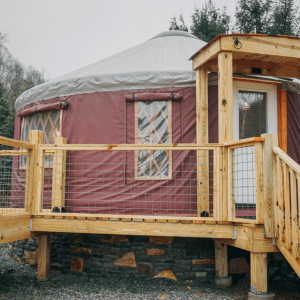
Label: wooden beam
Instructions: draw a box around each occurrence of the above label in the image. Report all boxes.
[215,240,228,277]
[262,134,278,237]
[52,137,67,212]
[193,39,220,70]
[220,35,300,61]
[28,131,43,215]
[214,226,279,253]
[224,137,265,147]
[31,219,235,238]
[0,136,33,149]
[37,234,51,280]
[196,67,209,216]
[255,142,264,224]
[207,58,300,78]
[218,52,233,144]
[250,252,268,294]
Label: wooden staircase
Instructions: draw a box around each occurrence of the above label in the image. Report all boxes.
[273,146,300,277]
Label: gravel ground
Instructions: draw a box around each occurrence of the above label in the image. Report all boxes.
[1,244,300,300]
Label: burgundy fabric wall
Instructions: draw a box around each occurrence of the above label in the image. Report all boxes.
[287,91,300,165]
[13,85,219,215]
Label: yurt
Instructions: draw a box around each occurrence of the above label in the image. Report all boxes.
[14,31,210,216]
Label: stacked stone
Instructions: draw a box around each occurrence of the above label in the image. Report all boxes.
[10,234,215,281]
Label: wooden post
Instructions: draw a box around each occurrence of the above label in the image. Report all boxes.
[37,234,51,280]
[262,134,278,237]
[218,52,233,144]
[51,137,67,212]
[255,142,264,224]
[196,66,209,217]
[215,240,228,277]
[215,240,231,287]
[26,131,43,215]
[250,253,268,294]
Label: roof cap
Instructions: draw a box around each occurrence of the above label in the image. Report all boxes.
[151,30,198,40]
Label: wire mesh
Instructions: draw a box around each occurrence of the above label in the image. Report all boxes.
[231,146,256,219]
[0,146,30,214]
[42,149,215,218]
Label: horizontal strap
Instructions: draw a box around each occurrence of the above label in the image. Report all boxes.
[125,91,182,101]
[18,101,69,117]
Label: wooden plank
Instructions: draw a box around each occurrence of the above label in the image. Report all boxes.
[86,217,98,221]
[51,137,67,212]
[272,135,279,238]
[250,252,268,294]
[196,67,209,216]
[38,212,215,221]
[0,150,28,156]
[277,156,285,242]
[222,147,228,221]
[214,240,228,277]
[227,148,234,221]
[121,218,132,222]
[31,219,236,238]
[144,219,156,223]
[283,163,292,249]
[35,145,45,215]
[262,134,275,237]
[217,147,224,221]
[0,136,33,149]
[224,137,265,147]
[273,147,300,174]
[37,234,51,280]
[213,148,219,220]
[276,239,300,277]
[255,142,264,224]
[193,39,220,70]
[40,145,220,151]
[218,51,233,144]
[220,35,300,61]
[277,84,282,149]
[30,131,43,215]
[290,170,299,258]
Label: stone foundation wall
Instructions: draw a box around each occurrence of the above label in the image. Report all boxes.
[9,234,216,281]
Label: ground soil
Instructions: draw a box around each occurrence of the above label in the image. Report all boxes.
[1,245,299,300]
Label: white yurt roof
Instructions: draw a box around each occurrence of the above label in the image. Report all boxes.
[15,30,207,111]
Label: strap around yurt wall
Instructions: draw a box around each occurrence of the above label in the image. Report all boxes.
[18,101,69,117]
[125,91,182,101]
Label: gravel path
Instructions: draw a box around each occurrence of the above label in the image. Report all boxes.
[0,244,300,300]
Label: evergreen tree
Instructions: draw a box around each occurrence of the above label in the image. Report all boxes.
[190,0,231,42]
[235,0,272,34]
[269,0,300,36]
[169,14,188,32]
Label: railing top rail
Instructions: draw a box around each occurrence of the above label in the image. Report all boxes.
[0,136,33,149]
[224,137,265,147]
[273,146,300,174]
[40,143,221,151]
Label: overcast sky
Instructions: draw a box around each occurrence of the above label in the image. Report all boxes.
[0,0,236,80]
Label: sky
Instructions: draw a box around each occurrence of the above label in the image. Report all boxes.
[0,0,236,80]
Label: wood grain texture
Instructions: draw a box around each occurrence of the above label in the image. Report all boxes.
[215,240,228,277]
[37,234,51,280]
[250,252,268,293]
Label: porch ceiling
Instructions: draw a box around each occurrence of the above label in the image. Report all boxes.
[192,34,300,79]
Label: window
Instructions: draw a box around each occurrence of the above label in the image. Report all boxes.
[239,91,266,139]
[135,101,172,179]
[21,110,61,166]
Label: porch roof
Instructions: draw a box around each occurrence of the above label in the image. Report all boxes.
[191,34,300,79]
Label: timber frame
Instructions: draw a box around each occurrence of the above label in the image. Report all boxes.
[1,34,300,297]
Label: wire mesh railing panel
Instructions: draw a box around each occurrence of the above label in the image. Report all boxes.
[0,146,30,214]
[41,149,215,218]
[231,146,256,220]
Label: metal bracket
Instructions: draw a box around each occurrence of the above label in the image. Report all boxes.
[233,225,237,240]
[30,219,32,231]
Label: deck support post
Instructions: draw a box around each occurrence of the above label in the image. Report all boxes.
[214,240,232,287]
[37,234,51,280]
[196,66,209,217]
[249,252,275,300]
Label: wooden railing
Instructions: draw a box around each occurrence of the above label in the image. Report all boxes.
[273,146,300,259]
[0,132,270,225]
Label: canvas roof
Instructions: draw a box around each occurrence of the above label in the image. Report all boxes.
[15,31,206,111]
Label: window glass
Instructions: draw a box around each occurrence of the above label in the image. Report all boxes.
[135,101,171,179]
[22,110,61,166]
[239,91,266,139]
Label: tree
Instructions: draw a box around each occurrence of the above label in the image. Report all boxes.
[169,14,188,32]
[269,0,300,36]
[235,0,272,34]
[190,0,231,42]
[169,0,231,42]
